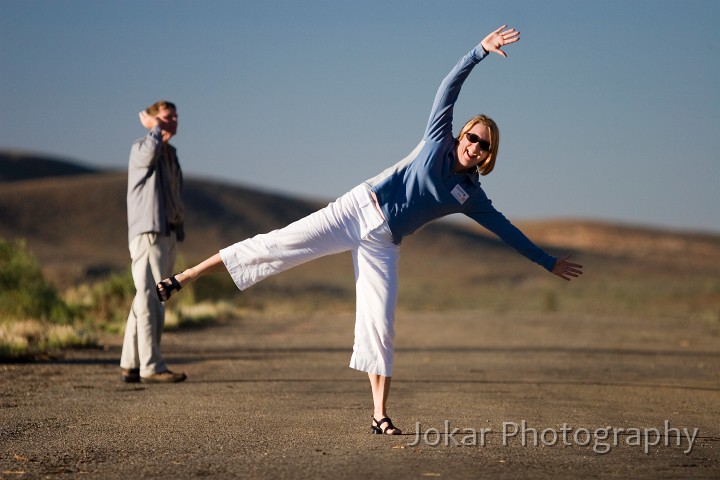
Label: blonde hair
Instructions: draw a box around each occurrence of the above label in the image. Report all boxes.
[457,114,499,176]
[145,100,176,116]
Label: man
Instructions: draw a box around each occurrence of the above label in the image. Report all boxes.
[120,100,187,383]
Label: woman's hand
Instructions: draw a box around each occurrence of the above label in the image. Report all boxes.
[552,253,584,281]
[481,25,520,58]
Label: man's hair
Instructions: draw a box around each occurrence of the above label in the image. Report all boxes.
[457,114,500,176]
[145,100,177,116]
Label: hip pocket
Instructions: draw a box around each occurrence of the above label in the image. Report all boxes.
[351,185,385,239]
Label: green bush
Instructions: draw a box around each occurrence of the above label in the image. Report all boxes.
[0,238,75,323]
[62,268,136,333]
[0,238,96,358]
[0,239,242,358]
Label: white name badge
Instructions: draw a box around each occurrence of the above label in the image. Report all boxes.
[451,184,469,204]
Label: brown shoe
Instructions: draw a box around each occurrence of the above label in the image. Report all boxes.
[140,370,187,384]
[121,368,140,383]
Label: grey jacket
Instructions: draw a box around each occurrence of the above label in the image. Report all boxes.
[126,126,185,242]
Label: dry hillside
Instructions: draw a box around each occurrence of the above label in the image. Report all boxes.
[2,151,719,317]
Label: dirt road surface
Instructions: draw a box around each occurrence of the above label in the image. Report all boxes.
[2,310,718,479]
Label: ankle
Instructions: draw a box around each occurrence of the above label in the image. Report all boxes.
[176,270,192,284]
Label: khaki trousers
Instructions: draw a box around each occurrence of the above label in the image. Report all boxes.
[120,232,176,376]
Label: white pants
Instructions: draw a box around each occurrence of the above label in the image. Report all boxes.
[121,232,177,376]
[220,185,400,376]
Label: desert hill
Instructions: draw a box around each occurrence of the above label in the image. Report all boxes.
[1,151,719,316]
[0,154,328,287]
[0,151,100,182]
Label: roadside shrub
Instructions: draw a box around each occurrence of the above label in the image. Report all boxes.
[63,268,136,332]
[0,238,75,323]
[64,267,238,333]
[0,319,94,358]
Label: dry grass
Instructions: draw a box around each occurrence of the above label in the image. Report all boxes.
[165,301,242,330]
[0,319,94,358]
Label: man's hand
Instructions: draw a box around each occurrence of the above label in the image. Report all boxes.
[480,25,520,58]
[139,110,157,129]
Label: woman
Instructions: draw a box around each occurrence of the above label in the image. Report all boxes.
[156,25,583,435]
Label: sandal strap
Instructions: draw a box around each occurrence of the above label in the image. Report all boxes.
[372,416,395,433]
[156,275,182,302]
[169,276,182,292]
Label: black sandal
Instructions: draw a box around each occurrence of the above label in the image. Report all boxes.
[156,275,182,302]
[371,416,400,435]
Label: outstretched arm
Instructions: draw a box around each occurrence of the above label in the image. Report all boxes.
[425,24,520,141]
[480,25,520,58]
[552,253,584,281]
[465,199,584,280]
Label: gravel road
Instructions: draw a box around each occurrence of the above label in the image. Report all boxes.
[2,310,718,479]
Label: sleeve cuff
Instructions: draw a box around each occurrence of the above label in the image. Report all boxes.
[149,125,163,140]
[472,45,490,62]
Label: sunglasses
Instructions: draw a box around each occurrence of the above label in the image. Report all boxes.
[465,132,491,151]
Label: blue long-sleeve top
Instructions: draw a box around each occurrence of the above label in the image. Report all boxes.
[364,45,557,272]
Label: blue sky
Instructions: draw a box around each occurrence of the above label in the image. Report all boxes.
[1,0,719,233]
